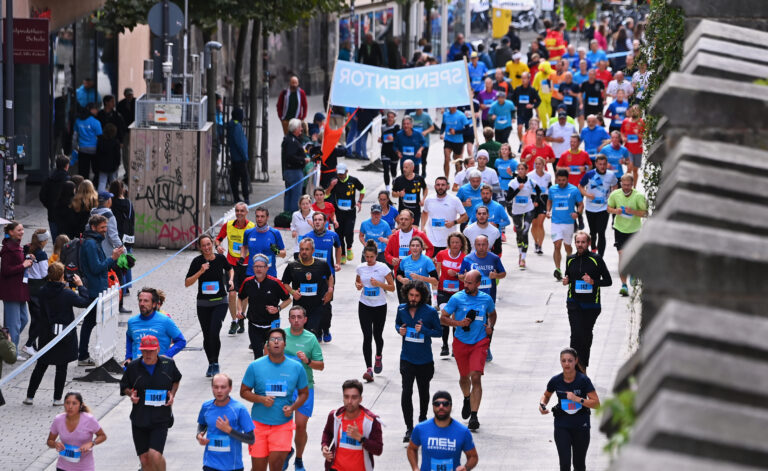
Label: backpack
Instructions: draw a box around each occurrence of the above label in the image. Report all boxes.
[273,211,292,229]
[60,238,85,286]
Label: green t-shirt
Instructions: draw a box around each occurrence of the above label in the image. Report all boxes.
[284,329,323,388]
[478,140,502,167]
[608,188,647,234]
[409,112,435,146]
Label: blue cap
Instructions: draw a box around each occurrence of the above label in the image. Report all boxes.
[313,112,326,123]
[98,191,114,201]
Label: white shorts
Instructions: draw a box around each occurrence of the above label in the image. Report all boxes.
[551,223,574,244]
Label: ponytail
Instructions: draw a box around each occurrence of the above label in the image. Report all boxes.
[363,239,378,256]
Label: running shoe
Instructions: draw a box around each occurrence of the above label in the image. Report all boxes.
[282,448,294,471]
[440,345,450,357]
[295,462,307,471]
[22,345,36,356]
[619,284,629,297]
[468,416,480,431]
[363,368,374,382]
[78,357,95,366]
[461,397,471,419]
[228,321,238,336]
[22,398,33,405]
[205,364,214,378]
[237,318,245,334]
[211,363,220,376]
[553,268,563,281]
[519,260,526,270]
[403,428,412,443]
[346,249,354,262]
[374,355,383,374]
[52,399,64,407]
[486,349,493,362]
[323,331,333,343]
[501,232,507,243]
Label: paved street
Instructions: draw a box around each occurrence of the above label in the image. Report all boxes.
[1,94,639,470]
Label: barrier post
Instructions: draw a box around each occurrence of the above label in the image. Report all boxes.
[74,286,123,382]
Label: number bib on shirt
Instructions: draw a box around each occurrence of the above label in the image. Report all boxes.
[569,166,581,174]
[626,134,639,143]
[405,327,425,343]
[541,80,550,94]
[122,234,135,244]
[414,126,423,134]
[265,380,288,397]
[145,389,167,407]
[515,196,529,204]
[518,95,529,104]
[588,97,598,106]
[399,246,410,257]
[575,280,593,294]
[339,431,362,449]
[207,433,231,452]
[555,200,568,211]
[403,146,415,156]
[403,193,417,204]
[592,197,605,205]
[313,249,328,261]
[232,241,242,252]
[383,133,394,143]
[271,319,281,329]
[431,218,445,227]
[60,444,81,463]
[201,281,220,295]
[564,96,573,105]
[561,398,583,414]
[496,116,508,125]
[337,199,352,210]
[442,280,459,292]
[300,283,318,296]
[363,286,380,297]
[431,458,454,471]
[480,276,492,290]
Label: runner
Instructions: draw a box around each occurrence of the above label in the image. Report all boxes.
[578,155,618,256]
[396,237,439,304]
[512,71,541,145]
[196,373,256,471]
[506,162,537,269]
[395,116,427,176]
[579,115,610,161]
[478,79,498,129]
[505,51,529,89]
[283,306,325,471]
[47,392,106,471]
[488,92,516,144]
[290,195,315,259]
[185,234,234,377]
[456,170,484,227]
[547,170,584,281]
[546,111,577,168]
[379,110,400,191]
[561,231,612,374]
[477,128,501,168]
[604,89,629,133]
[463,207,500,252]
[495,144,517,201]
[395,281,442,442]
[356,241,396,382]
[320,380,383,470]
[392,160,428,224]
[473,151,501,196]
[327,163,365,264]
[607,175,647,296]
[420,176,467,254]
[452,157,476,193]
[407,391,478,471]
[440,270,497,431]
[238,254,291,358]
[520,128,555,171]
[469,185,510,256]
[311,187,338,230]
[598,131,629,179]
[435,233,469,357]
[241,206,286,279]
[409,109,435,179]
[556,134,592,230]
[441,106,469,177]
[124,288,186,366]
[533,61,555,127]
[377,191,399,231]
[529,157,553,255]
[303,212,342,341]
[215,202,254,335]
[467,52,488,94]
[539,348,600,471]
[119,335,182,471]
[384,210,434,302]
[280,238,334,339]
[620,104,645,187]
[579,70,606,123]
[359,204,392,264]
[240,328,309,471]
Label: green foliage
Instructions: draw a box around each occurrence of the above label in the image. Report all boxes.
[597,378,637,457]
[637,0,685,211]
[558,0,597,29]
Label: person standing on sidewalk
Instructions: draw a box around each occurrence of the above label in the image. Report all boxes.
[327,163,365,264]
[120,335,182,471]
[227,107,251,204]
[216,202,255,335]
[22,229,50,357]
[277,76,308,135]
[321,379,383,470]
[240,328,309,471]
[78,215,124,366]
[46,392,107,471]
[607,174,647,296]
[281,239,334,339]
[1,221,33,352]
[196,373,256,471]
[124,288,186,365]
[185,234,234,377]
[281,119,310,214]
[108,179,135,313]
[39,155,71,238]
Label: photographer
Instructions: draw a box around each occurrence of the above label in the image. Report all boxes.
[23,262,90,406]
[0,326,17,406]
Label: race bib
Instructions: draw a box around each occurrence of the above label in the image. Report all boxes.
[413,126,424,134]
[383,133,394,143]
[620,207,633,219]
[60,444,81,463]
[561,398,583,414]
[405,327,425,343]
[592,197,605,205]
[553,82,560,91]
[232,241,242,252]
[265,380,288,397]
[442,280,459,292]
[207,433,231,453]
[616,106,627,115]
[431,458,454,471]
[300,283,317,296]
[541,81,550,94]
[471,78,481,85]
[271,319,281,329]
[122,234,135,244]
[431,218,445,227]
[337,199,352,210]
[480,276,492,290]
[587,97,598,106]
[515,196,529,204]
[496,116,508,125]
[569,165,582,174]
[518,95,529,104]
[484,99,494,105]
[554,200,568,210]
[575,280,593,294]
[363,286,380,297]
[399,246,410,257]
[403,193,417,204]
[403,146,415,156]
[340,431,362,449]
[626,134,639,143]
[313,249,328,261]
[201,281,220,295]
[145,389,167,407]
[564,96,573,105]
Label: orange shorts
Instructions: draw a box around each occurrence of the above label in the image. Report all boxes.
[453,337,490,377]
[248,420,295,458]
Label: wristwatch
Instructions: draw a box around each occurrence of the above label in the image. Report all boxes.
[580,398,585,404]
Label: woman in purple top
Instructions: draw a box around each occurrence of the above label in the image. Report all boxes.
[47,392,107,471]
[478,77,498,128]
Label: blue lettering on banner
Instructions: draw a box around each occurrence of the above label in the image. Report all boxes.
[337,199,352,210]
[145,389,167,407]
[403,146,415,156]
[363,286,380,297]
[442,280,459,292]
[515,196,529,204]
[431,218,445,227]
[403,193,417,204]
[266,380,287,397]
[587,97,598,106]
[201,281,220,295]
[518,95,529,104]
[331,61,471,109]
[60,444,81,463]
[300,283,317,296]
[208,433,231,452]
[575,280,593,294]
[431,458,454,471]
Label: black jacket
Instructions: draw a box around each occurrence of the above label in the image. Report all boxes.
[120,356,182,428]
[96,135,122,173]
[359,41,383,66]
[98,109,127,143]
[281,133,307,171]
[564,251,612,307]
[38,282,90,365]
[117,97,135,127]
[39,169,70,218]
[111,198,135,246]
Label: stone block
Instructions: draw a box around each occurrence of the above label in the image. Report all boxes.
[649,136,768,174]
[654,188,768,235]
[682,50,768,82]
[672,1,768,33]
[610,445,767,471]
[683,19,768,59]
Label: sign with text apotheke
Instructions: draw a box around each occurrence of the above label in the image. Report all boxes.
[3,18,49,65]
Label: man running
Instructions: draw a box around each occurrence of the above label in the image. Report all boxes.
[409,109,435,179]
[420,176,467,254]
[303,213,342,342]
[556,133,592,230]
[562,231,612,374]
[463,207,500,252]
[440,270,497,431]
[282,306,324,471]
[124,288,186,365]
[120,335,181,471]
[547,169,584,281]
[241,206,286,279]
[240,328,308,471]
[215,202,255,335]
[395,116,427,175]
[512,71,541,144]
[321,380,383,470]
[579,155,618,256]
[599,131,630,179]
[469,185,509,255]
[520,128,556,171]
[441,106,469,177]
[607,174,647,296]
[407,391,478,471]
[392,160,428,224]
[281,238,334,339]
[196,373,256,471]
[456,170,484,226]
[327,163,365,264]
[579,114,610,161]
[359,204,392,263]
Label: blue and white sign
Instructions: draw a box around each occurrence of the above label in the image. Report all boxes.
[330,60,471,109]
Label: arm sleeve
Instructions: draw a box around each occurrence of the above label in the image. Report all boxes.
[228,428,256,445]
[364,419,384,456]
[597,256,613,287]
[216,224,228,242]
[166,333,187,358]
[125,332,133,360]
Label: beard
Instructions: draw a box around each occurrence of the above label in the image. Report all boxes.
[408,301,421,308]
[436,188,447,197]
[435,410,451,421]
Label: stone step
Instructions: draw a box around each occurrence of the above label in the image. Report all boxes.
[683,19,768,59]
[682,50,768,82]
[610,444,768,471]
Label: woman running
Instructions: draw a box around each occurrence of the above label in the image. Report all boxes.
[396,237,439,305]
[506,162,537,269]
[185,234,234,377]
[434,232,469,356]
[355,240,395,382]
[291,194,315,258]
[47,392,107,471]
[529,156,553,255]
[378,190,399,231]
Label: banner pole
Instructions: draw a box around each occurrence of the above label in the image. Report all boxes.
[463,57,481,154]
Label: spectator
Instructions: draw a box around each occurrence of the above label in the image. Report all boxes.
[227,107,250,204]
[359,33,384,66]
[62,179,98,240]
[117,87,135,127]
[90,190,124,260]
[0,327,16,406]
[281,118,310,214]
[477,43,493,70]
[1,222,33,352]
[338,40,352,61]
[387,36,403,69]
[308,112,325,143]
[23,262,90,406]
[494,37,513,68]
[97,95,126,143]
[505,26,522,52]
[95,123,121,191]
[22,229,50,357]
[108,179,135,313]
[78,214,124,366]
[75,78,100,113]
[49,234,70,264]
[54,181,77,240]
[73,103,103,181]
[276,76,308,135]
[448,33,472,61]
[39,154,71,238]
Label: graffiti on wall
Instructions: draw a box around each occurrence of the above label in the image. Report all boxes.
[136,167,196,223]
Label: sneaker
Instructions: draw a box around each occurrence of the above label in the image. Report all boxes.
[16,355,26,361]
[282,448,294,471]
[346,249,354,261]
[486,349,493,362]
[468,415,480,431]
[374,355,383,374]
[440,345,450,357]
[553,268,563,281]
[501,233,507,243]
[52,399,64,407]
[323,331,332,343]
[363,368,374,382]
[22,398,33,405]
[403,428,412,443]
[211,363,220,376]
[228,322,238,336]
[619,284,629,297]
[461,397,471,419]
[78,358,95,366]
[519,259,526,270]
[22,345,36,356]
[205,364,213,377]
[237,319,245,334]
[294,462,307,471]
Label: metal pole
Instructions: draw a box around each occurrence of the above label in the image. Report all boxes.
[349,0,356,61]
[260,30,269,175]
[182,0,188,101]
[3,0,15,219]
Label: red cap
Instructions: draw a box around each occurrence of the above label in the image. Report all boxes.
[139,335,159,351]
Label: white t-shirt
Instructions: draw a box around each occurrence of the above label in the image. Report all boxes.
[463,222,500,251]
[422,194,466,247]
[290,210,315,253]
[509,178,536,215]
[397,228,414,259]
[529,170,552,194]
[454,168,472,188]
[546,122,577,158]
[356,262,392,307]
[478,167,500,187]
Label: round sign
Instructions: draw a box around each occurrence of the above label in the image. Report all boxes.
[147,1,184,38]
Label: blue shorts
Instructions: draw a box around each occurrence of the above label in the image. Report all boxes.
[292,387,315,417]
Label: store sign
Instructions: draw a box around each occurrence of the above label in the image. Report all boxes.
[330,60,471,109]
[3,18,49,65]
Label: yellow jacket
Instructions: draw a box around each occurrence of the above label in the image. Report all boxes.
[505,60,530,89]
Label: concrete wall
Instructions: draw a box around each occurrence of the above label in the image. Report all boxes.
[118,24,150,97]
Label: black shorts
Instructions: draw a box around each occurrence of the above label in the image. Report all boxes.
[445,141,464,155]
[614,229,634,251]
[463,128,475,143]
[132,424,169,455]
[232,264,247,292]
[532,196,548,217]
[518,113,532,128]
[437,291,455,308]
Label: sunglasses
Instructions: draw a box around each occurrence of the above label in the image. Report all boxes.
[268,338,284,343]
[432,400,451,407]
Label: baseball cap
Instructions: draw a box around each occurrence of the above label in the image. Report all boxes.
[139,335,159,351]
[337,163,348,174]
[313,112,326,122]
[470,51,478,58]
[432,390,452,403]
[370,204,382,213]
[98,190,114,201]
[558,110,568,118]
